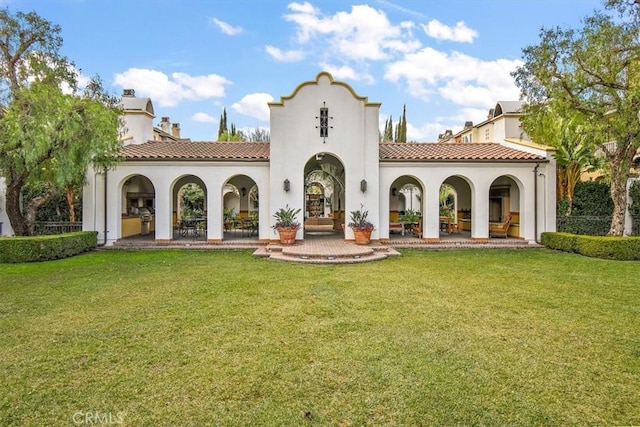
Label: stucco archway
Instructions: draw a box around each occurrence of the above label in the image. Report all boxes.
[120,174,156,239]
[222,175,259,241]
[303,152,346,238]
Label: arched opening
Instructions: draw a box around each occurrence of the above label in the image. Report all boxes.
[120,174,156,239]
[489,176,522,238]
[223,175,259,240]
[441,176,473,238]
[303,153,345,238]
[389,176,423,238]
[172,175,207,241]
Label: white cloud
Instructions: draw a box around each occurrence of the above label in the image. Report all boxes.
[231,93,274,122]
[288,1,319,14]
[113,68,231,107]
[211,18,243,36]
[265,45,305,62]
[282,3,420,61]
[384,47,521,108]
[406,121,453,142]
[421,19,478,43]
[192,112,218,123]
[318,63,374,84]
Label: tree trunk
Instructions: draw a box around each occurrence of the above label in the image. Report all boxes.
[609,174,628,236]
[608,145,635,236]
[5,181,29,236]
[66,187,76,223]
[23,188,60,235]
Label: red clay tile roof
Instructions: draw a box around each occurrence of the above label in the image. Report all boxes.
[121,141,270,161]
[121,140,544,162]
[379,142,545,161]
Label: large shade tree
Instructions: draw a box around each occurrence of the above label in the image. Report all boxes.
[0,9,122,235]
[512,0,640,235]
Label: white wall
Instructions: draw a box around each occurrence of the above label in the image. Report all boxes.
[269,72,381,240]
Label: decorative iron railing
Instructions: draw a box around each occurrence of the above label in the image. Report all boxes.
[35,221,83,235]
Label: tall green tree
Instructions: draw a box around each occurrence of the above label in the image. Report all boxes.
[217,108,228,138]
[398,104,407,143]
[383,116,394,142]
[520,106,601,214]
[512,0,640,235]
[0,9,122,235]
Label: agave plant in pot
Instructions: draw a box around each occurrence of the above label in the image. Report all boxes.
[272,205,302,245]
[348,205,375,245]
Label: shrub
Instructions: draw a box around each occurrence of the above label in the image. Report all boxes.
[575,236,640,261]
[556,216,611,236]
[541,232,578,253]
[572,181,613,216]
[542,232,640,261]
[0,231,97,263]
[630,180,640,236]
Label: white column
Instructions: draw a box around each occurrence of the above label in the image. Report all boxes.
[207,181,222,241]
[472,184,489,239]
[154,178,172,241]
[423,187,440,239]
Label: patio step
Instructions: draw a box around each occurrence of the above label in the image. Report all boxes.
[253,243,400,264]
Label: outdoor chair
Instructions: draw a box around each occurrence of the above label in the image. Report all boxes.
[489,215,512,238]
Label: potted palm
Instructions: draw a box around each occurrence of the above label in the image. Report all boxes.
[272,205,302,245]
[348,205,375,245]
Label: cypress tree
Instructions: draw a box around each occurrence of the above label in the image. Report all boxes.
[399,104,407,142]
[384,116,394,142]
[217,108,228,138]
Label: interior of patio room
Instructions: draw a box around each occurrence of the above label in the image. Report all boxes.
[173,175,208,241]
[222,176,259,241]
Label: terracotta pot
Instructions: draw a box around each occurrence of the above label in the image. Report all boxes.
[352,228,372,245]
[277,227,298,245]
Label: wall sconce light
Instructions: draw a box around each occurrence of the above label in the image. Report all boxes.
[360,179,367,193]
[283,179,290,192]
[241,187,246,197]
[391,187,397,197]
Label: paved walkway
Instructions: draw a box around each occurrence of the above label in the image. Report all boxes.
[110,231,542,264]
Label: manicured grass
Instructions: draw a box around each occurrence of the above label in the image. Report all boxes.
[0,249,638,425]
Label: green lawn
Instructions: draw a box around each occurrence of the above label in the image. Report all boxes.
[0,249,638,426]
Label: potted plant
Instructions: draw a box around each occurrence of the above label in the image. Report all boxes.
[348,205,375,245]
[273,205,302,245]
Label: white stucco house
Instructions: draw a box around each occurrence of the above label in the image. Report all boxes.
[1,72,557,243]
[79,72,556,246]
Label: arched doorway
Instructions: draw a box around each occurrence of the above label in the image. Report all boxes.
[120,174,156,238]
[304,153,345,238]
[222,175,259,240]
[389,176,423,238]
[172,175,207,241]
[489,176,522,238]
[441,176,473,237]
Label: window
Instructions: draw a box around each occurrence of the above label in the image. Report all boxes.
[319,107,329,138]
[485,128,490,141]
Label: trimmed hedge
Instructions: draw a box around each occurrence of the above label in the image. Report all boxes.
[541,232,640,261]
[556,215,611,236]
[0,231,97,263]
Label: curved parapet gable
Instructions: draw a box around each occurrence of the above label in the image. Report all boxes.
[268,71,381,107]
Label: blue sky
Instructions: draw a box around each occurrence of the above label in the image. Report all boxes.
[6,0,602,141]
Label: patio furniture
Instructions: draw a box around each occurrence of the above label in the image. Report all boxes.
[411,219,422,238]
[304,217,334,232]
[489,215,512,238]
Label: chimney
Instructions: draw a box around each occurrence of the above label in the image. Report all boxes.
[160,116,170,133]
[464,121,473,129]
[488,108,495,120]
[171,123,181,138]
[123,89,135,97]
